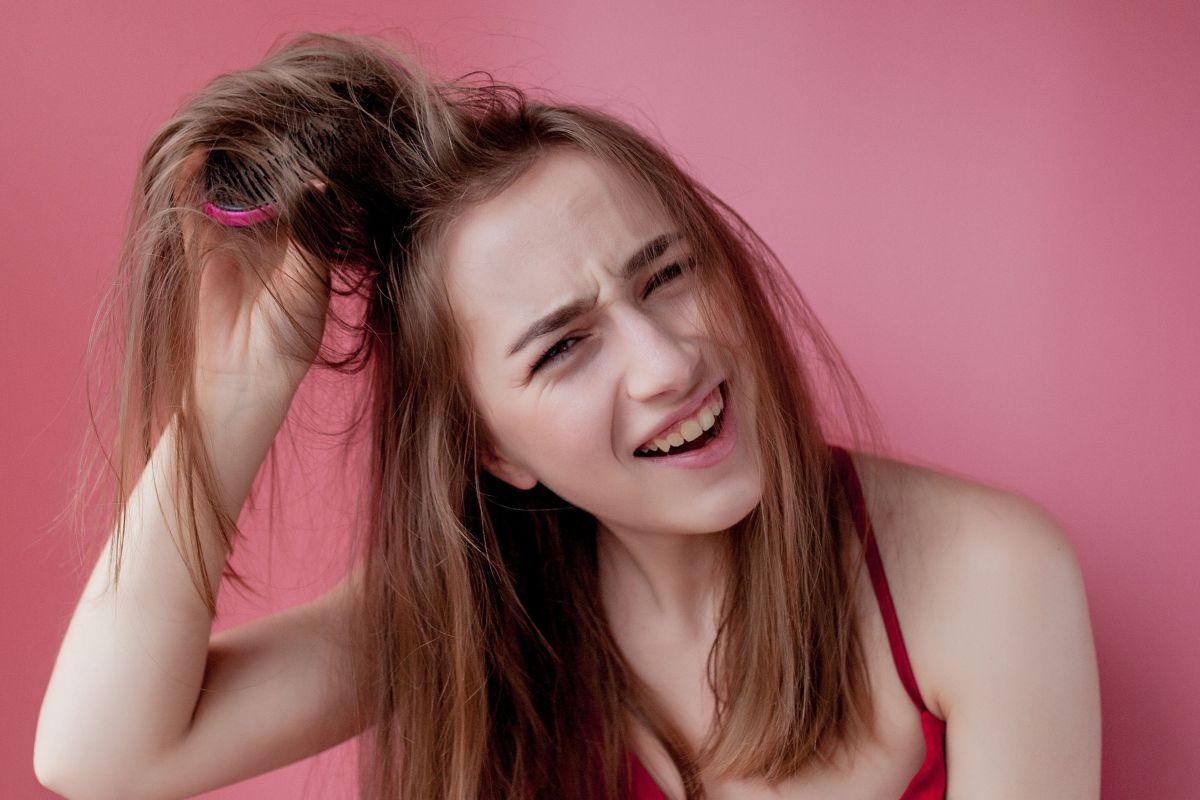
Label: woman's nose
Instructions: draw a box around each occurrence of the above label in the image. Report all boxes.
[619,314,702,400]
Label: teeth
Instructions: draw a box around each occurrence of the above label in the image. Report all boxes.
[636,387,725,455]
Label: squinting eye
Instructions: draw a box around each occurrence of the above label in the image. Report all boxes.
[529,335,587,375]
[528,258,699,377]
[641,258,696,300]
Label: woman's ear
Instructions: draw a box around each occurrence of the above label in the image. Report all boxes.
[480,442,539,491]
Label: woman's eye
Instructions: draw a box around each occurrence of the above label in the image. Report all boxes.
[529,335,586,374]
[640,258,696,300]
[528,259,698,377]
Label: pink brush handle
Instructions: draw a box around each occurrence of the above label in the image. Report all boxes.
[202,201,278,227]
[201,56,408,228]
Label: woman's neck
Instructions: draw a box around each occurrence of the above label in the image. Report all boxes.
[596,522,729,641]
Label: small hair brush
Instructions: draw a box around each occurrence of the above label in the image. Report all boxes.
[200,116,340,227]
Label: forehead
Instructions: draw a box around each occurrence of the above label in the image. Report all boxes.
[441,149,673,356]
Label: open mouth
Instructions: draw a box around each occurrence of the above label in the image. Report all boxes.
[633,380,727,458]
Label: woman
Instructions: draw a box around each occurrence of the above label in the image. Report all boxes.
[34,31,1101,799]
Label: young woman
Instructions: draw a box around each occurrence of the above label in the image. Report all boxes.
[34,31,1101,800]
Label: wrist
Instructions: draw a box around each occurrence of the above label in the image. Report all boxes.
[189,372,298,434]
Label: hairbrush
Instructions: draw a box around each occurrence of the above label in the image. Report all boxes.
[200,115,340,227]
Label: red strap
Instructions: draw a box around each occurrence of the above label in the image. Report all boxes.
[830,445,931,714]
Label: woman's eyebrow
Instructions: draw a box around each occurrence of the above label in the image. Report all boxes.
[504,230,684,359]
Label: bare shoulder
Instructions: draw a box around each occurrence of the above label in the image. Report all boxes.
[849,449,1080,576]
[846,450,1093,721]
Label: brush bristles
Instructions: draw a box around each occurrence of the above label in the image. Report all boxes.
[202,116,340,216]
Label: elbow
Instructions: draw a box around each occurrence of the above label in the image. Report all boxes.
[32,746,64,797]
[34,708,172,800]
[33,744,144,800]
[32,729,73,797]
[33,750,90,800]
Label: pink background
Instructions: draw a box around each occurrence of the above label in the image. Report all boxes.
[4,2,1197,798]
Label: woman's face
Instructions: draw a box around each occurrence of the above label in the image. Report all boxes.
[443,148,762,537]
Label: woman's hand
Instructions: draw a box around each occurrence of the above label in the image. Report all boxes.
[177,151,331,409]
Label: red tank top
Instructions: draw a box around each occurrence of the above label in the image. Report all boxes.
[624,444,948,798]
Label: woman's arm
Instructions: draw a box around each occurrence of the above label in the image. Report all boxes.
[34,141,357,796]
[34,389,364,799]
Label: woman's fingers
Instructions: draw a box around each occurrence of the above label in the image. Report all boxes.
[173,148,331,382]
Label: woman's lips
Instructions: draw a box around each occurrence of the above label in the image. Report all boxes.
[633,380,737,469]
[633,379,724,453]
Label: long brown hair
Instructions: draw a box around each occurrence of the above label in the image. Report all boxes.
[69,29,890,799]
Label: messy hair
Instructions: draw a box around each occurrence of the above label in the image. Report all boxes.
[70,29,889,799]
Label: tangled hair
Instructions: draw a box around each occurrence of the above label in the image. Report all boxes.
[70,29,892,800]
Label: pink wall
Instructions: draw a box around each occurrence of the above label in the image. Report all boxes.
[4,3,1197,798]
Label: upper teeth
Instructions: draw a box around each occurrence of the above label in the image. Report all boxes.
[636,388,725,455]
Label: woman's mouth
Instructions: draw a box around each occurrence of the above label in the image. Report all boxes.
[632,380,736,469]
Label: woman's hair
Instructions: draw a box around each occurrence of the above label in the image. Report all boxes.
[69,29,890,800]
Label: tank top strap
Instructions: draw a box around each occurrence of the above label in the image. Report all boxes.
[829,444,932,714]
